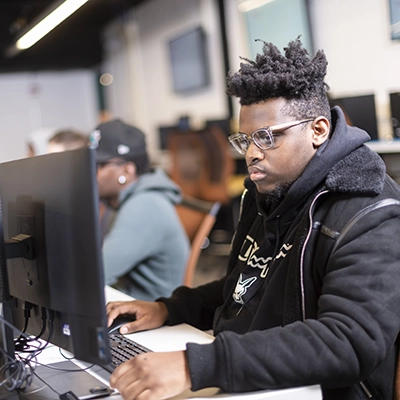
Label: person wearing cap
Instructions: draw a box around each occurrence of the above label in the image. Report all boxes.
[90,119,189,301]
[105,38,400,400]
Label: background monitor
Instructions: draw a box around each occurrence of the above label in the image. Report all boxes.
[0,148,110,365]
[330,94,379,141]
[389,0,400,40]
[168,26,210,93]
[390,92,400,138]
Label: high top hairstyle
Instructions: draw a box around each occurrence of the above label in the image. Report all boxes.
[226,37,331,122]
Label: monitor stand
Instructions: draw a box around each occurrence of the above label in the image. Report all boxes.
[0,300,15,366]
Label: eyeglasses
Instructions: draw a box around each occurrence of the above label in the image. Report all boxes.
[228,118,315,154]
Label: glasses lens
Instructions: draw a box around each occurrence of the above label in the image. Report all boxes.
[229,135,248,154]
[253,129,273,150]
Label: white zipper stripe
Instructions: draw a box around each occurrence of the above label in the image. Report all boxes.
[300,190,329,321]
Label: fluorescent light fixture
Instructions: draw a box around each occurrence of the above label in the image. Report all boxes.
[99,73,114,86]
[238,0,274,13]
[16,0,89,50]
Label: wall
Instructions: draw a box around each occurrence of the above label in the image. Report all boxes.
[101,0,229,160]
[244,0,313,58]
[0,70,98,162]
[309,0,400,139]
[101,0,400,150]
[0,0,400,163]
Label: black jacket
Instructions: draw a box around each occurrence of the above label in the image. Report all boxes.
[160,107,400,399]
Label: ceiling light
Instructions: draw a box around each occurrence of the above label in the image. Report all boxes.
[238,0,275,13]
[15,0,89,51]
[99,73,114,86]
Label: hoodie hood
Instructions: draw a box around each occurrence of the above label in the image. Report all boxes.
[264,106,383,220]
[118,167,182,207]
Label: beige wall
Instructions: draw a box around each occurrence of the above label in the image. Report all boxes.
[101,0,229,161]
[103,0,400,149]
[1,0,400,162]
[310,0,400,139]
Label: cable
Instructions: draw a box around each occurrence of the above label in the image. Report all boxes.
[0,308,97,395]
[0,311,33,351]
[14,302,36,351]
[21,301,33,333]
[32,369,61,397]
[0,345,34,391]
[33,359,95,372]
[0,307,53,391]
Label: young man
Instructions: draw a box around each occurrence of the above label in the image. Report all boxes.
[106,38,400,399]
[91,119,189,301]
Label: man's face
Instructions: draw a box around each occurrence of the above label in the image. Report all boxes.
[96,159,127,201]
[240,97,317,195]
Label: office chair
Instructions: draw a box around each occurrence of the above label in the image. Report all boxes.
[168,124,236,270]
[396,356,400,400]
[176,195,221,287]
[167,125,234,205]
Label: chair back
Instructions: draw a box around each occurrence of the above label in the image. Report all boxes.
[168,125,234,205]
[176,196,221,287]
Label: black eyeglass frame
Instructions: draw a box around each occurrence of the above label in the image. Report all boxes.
[228,118,315,154]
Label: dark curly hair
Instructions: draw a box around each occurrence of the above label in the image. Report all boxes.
[226,37,331,122]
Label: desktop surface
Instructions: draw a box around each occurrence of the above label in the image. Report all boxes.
[104,287,321,399]
[2,287,321,400]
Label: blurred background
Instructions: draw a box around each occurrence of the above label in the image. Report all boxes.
[1,0,400,160]
[1,0,400,282]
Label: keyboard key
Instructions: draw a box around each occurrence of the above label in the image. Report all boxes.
[103,333,151,372]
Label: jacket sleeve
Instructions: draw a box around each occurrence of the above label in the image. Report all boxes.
[158,277,226,331]
[185,201,400,393]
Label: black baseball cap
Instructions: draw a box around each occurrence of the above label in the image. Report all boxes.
[90,119,148,163]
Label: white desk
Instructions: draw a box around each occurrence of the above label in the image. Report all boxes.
[22,286,321,400]
[97,287,321,399]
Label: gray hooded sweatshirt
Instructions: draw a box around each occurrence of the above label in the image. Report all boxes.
[103,168,189,301]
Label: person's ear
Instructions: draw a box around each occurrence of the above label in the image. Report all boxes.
[311,117,330,148]
[123,161,137,180]
[117,162,137,186]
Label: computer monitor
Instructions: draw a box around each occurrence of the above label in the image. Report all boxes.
[0,148,111,366]
[330,94,379,141]
[390,92,400,138]
[168,26,210,93]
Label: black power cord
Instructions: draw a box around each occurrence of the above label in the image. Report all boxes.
[0,308,51,391]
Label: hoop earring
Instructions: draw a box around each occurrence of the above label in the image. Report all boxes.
[118,175,127,185]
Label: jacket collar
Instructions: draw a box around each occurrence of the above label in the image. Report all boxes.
[324,144,385,195]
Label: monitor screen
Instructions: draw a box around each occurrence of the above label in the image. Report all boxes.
[168,26,210,93]
[389,0,400,40]
[390,92,400,138]
[0,148,110,365]
[330,94,379,141]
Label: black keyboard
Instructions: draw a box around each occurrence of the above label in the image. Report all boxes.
[103,333,152,372]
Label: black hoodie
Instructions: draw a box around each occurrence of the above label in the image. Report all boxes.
[159,107,400,399]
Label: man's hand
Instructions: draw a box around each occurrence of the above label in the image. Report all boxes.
[110,351,191,400]
[106,300,169,333]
